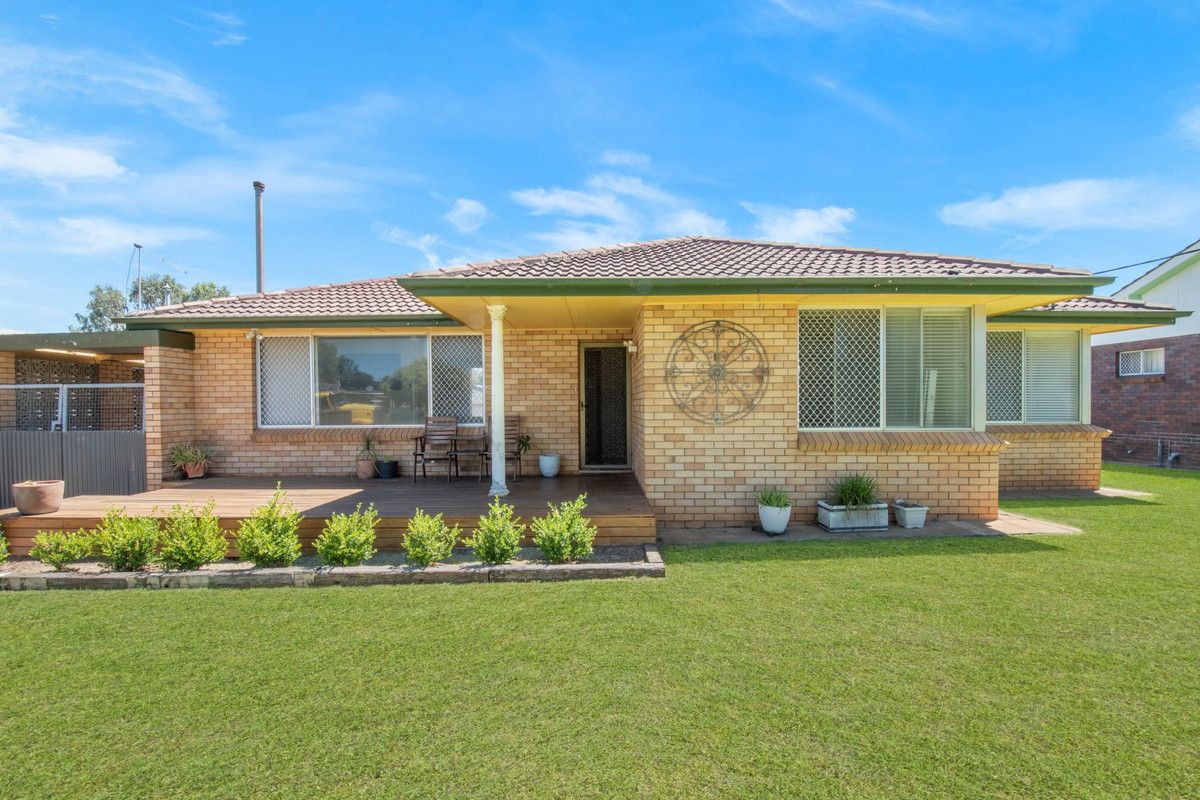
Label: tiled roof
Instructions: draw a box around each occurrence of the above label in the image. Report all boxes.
[412,236,1091,280]
[1025,296,1178,313]
[126,276,439,320]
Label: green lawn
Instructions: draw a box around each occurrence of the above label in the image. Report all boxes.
[1,464,1197,799]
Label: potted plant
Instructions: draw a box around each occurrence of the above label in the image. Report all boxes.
[375,454,399,479]
[538,451,561,478]
[756,488,792,535]
[516,434,532,472]
[892,498,928,529]
[11,479,65,515]
[170,443,212,479]
[817,473,888,532]
[356,434,378,480]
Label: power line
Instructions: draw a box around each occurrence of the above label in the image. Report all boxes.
[1092,246,1200,275]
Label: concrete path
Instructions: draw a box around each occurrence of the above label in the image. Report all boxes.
[659,510,1079,546]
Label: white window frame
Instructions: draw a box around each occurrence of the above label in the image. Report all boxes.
[796,305,974,432]
[985,328,1084,424]
[256,332,485,429]
[1117,347,1165,377]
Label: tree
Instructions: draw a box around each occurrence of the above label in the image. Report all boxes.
[71,285,128,332]
[72,274,232,331]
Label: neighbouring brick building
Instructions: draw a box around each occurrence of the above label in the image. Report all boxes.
[1090,238,1200,467]
[97,236,1183,530]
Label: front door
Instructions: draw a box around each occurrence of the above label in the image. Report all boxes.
[580,344,629,469]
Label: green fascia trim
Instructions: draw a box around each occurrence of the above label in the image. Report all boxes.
[990,310,1191,325]
[397,275,1113,297]
[1128,251,1200,300]
[0,329,195,352]
[122,315,461,331]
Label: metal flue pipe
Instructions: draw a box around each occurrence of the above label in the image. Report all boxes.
[253,181,266,293]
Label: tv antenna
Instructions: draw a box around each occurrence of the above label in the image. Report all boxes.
[133,243,143,309]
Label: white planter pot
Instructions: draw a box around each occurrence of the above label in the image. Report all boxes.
[757,504,792,535]
[538,453,561,478]
[816,500,889,532]
[893,503,928,529]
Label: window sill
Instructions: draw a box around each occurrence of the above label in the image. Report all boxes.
[1117,374,1166,383]
[985,423,1111,441]
[795,430,1006,454]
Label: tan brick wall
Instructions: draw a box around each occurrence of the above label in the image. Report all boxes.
[98,360,141,384]
[144,345,194,489]
[638,303,1000,526]
[0,351,14,428]
[172,327,631,480]
[989,424,1109,491]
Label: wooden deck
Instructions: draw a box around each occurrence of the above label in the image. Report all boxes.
[1,474,656,555]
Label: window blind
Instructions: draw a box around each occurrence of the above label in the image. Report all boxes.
[1025,330,1079,423]
[921,308,971,428]
[884,308,921,427]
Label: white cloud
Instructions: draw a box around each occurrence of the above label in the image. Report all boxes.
[810,75,909,134]
[599,149,651,169]
[0,211,212,256]
[444,198,489,233]
[742,202,855,243]
[375,224,442,267]
[0,132,124,183]
[512,172,729,249]
[1178,106,1200,145]
[0,40,229,135]
[174,11,248,47]
[939,178,1200,232]
[767,0,959,32]
[511,186,632,223]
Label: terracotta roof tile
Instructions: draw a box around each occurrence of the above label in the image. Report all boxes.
[412,236,1091,280]
[1024,296,1178,313]
[127,276,438,320]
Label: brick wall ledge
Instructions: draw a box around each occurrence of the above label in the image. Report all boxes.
[986,424,1111,442]
[795,430,1006,454]
[252,425,486,444]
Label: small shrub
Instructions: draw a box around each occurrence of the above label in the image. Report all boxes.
[315,503,378,566]
[757,488,790,508]
[532,494,596,564]
[831,473,878,509]
[236,483,303,567]
[0,525,7,566]
[158,501,229,571]
[30,529,93,571]
[95,507,160,572]
[468,498,524,564]
[402,508,460,567]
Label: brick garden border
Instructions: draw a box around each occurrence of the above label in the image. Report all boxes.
[0,545,665,591]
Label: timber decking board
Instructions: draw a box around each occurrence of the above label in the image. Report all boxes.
[0,474,656,553]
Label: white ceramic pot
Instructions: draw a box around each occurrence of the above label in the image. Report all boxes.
[893,503,928,529]
[816,500,889,532]
[539,453,561,478]
[758,504,792,535]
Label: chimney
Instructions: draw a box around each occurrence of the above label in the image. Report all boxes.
[253,181,266,293]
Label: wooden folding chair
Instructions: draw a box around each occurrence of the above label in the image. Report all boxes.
[413,416,459,482]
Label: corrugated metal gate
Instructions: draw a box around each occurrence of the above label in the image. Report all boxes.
[0,384,145,507]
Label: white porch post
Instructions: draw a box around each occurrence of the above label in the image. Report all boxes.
[971,304,988,431]
[1079,331,1092,424]
[487,304,509,497]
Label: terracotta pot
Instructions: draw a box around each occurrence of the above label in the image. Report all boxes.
[12,480,65,515]
[182,462,207,479]
[356,458,376,480]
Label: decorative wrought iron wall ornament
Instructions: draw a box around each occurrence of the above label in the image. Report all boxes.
[666,320,768,424]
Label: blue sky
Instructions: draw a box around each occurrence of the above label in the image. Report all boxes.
[2,1,1200,331]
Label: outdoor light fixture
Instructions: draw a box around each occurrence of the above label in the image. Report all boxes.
[623,340,638,353]
[35,348,100,358]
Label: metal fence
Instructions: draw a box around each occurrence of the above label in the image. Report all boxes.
[0,383,144,432]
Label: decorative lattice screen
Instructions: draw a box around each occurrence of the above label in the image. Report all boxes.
[430,335,484,423]
[797,308,880,428]
[258,337,312,426]
[65,386,144,431]
[986,331,1024,422]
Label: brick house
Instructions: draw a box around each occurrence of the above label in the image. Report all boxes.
[94,236,1181,529]
[1089,238,1200,467]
